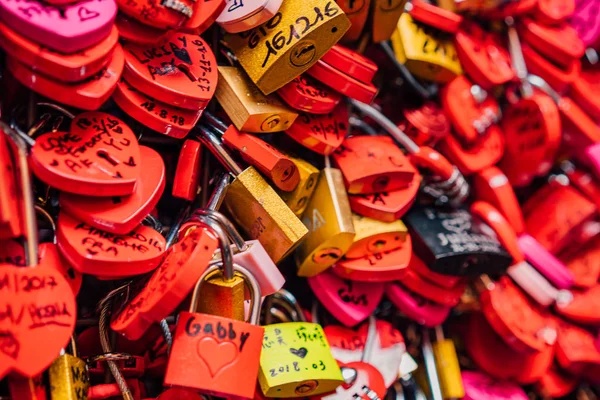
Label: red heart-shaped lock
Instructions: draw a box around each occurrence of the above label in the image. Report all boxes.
[307,60,378,104]
[313,361,386,400]
[522,43,580,95]
[123,33,218,110]
[400,102,450,147]
[536,0,574,24]
[308,269,384,326]
[482,0,536,18]
[113,79,203,138]
[6,44,124,111]
[320,45,378,85]
[384,282,451,327]
[114,14,170,45]
[455,22,514,89]
[332,237,412,282]
[0,133,21,240]
[555,320,600,374]
[520,19,585,68]
[408,0,463,33]
[30,111,140,197]
[117,0,194,29]
[0,241,82,295]
[0,261,76,379]
[400,259,466,306]
[555,284,600,325]
[182,0,226,34]
[284,105,349,155]
[535,365,578,398]
[409,251,464,289]
[172,139,202,201]
[57,212,165,278]
[572,68,600,121]
[0,22,119,83]
[561,235,600,288]
[277,75,342,115]
[60,146,165,235]
[111,227,218,340]
[347,176,420,222]
[480,277,557,353]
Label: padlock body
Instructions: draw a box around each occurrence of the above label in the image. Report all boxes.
[165,312,264,398]
[49,354,90,400]
[259,322,343,397]
[276,154,320,216]
[432,339,464,399]
[195,272,246,321]
[345,214,407,259]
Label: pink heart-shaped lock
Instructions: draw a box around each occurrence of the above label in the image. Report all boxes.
[384,282,451,327]
[0,0,117,54]
[308,269,383,327]
[462,371,528,400]
[569,0,600,47]
[60,146,165,235]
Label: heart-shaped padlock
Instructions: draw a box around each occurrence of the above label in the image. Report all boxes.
[555,320,600,374]
[561,235,600,288]
[572,68,600,121]
[0,21,119,83]
[114,14,170,45]
[555,284,600,325]
[537,0,575,24]
[182,0,226,33]
[535,366,578,398]
[59,146,165,235]
[7,45,124,111]
[520,19,585,68]
[399,260,466,306]
[30,111,140,197]
[400,102,450,147]
[522,44,580,95]
[461,371,528,400]
[117,0,194,29]
[277,75,342,115]
[284,105,349,155]
[0,261,76,379]
[409,253,464,289]
[313,361,386,399]
[123,33,218,110]
[332,238,412,282]
[0,0,117,54]
[172,140,202,202]
[384,282,451,327]
[112,79,203,138]
[569,0,600,47]
[57,212,166,278]
[308,269,384,327]
[0,134,21,240]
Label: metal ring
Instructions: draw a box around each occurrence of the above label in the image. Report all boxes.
[86,352,134,364]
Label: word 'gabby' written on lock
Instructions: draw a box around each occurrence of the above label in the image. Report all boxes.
[184,316,253,352]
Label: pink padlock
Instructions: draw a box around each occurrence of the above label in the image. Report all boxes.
[216,0,283,33]
[517,234,575,290]
[0,0,117,54]
[384,282,451,327]
[569,0,600,47]
[462,371,528,400]
[308,269,384,327]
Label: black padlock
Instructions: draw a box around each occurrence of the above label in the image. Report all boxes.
[403,205,512,276]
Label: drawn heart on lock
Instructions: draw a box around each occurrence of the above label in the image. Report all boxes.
[197,336,238,377]
[308,269,383,327]
[56,212,166,278]
[0,262,76,379]
[30,112,140,197]
[290,347,308,358]
[60,146,165,235]
[0,0,117,54]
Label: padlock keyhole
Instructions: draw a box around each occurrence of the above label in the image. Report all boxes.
[97,150,120,166]
[177,64,198,82]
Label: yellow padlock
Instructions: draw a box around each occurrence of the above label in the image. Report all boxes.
[259,322,344,397]
[345,213,408,259]
[390,13,462,83]
[432,326,464,399]
[48,337,90,400]
[225,0,351,95]
[296,163,355,277]
[276,153,320,217]
[216,66,299,133]
[370,0,407,43]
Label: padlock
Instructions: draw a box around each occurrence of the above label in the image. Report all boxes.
[461,371,528,400]
[536,0,574,24]
[522,43,580,95]
[347,182,420,223]
[535,365,578,399]
[164,263,264,399]
[259,321,344,397]
[0,0,117,54]
[332,135,417,194]
[216,0,283,33]
[408,252,463,289]
[407,1,462,33]
[6,45,124,111]
[370,0,407,43]
[454,21,514,89]
[224,0,351,95]
[344,213,407,259]
[390,13,462,83]
[277,74,343,114]
[332,239,411,282]
[308,269,384,326]
[86,353,146,378]
[59,146,166,235]
[569,0,600,48]
[400,258,466,306]
[181,0,227,34]
[112,79,203,138]
[560,235,600,289]
[284,104,349,155]
[122,32,218,110]
[0,123,77,380]
[336,0,370,41]
[385,282,451,327]
[519,19,585,68]
[114,14,170,45]
[481,0,537,18]
[321,45,378,84]
[172,139,202,201]
[555,284,600,325]
[0,21,119,83]
[296,162,356,277]
[431,326,464,399]
[216,66,299,133]
[196,124,308,262]
[116,0,193,29]
[398,102,450,147]
[404,205,512,277]
[306,59,378,104]
[7,375,47,400]
[572,68,600,122]
[276,152,320,216]
[555,319,600,374]
[205,113,300,191]
[0,131,22,240]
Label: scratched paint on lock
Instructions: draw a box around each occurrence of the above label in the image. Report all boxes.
[259,322,343,397]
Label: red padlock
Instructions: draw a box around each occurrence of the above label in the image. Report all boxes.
[117,0,194,29]
[172,139,202,201]
[306,60,378,104]
[407,0,462,33]
[555,319,600,374]
[182,0,226,34]
[399,266,466,306]
[115,14,170,45]
[277,75,342,115]
[399,102,450,147]
[522,44,580,94]
[0,132,22,240]
[408,253,464,289]
[482,0,537,18]
[572,68,600,121]
[555,284,600,325]
[535,365,578,398]
[536,0,575,24]
[520,19,585,68]
[7,375,47,400]
[320,45,378,85]
[284,104,349,155]
[560,235,600,288]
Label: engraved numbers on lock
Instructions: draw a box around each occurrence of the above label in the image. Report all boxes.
[239,2,341,68]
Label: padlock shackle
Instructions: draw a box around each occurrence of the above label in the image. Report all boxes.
[207,173,231,211]
[505,17,534,99]
[195,124,244,175]
[421,328,444,400]
[1,121,38,266]
[143,214,163,233]
[194,209,249,252]
[526,75,561,104]
[190,263,262,325]
[203,111,229,134]
[263,289,307,324]
[193,215,235,281]
[35,205,57,244]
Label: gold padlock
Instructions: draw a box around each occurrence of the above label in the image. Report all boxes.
[345,213,408,259]
[296,162,355,277]
[197,124,308,263]
[216,66,299,133]
[432,326,464,399]
[370,0,407,43]
[48,337,90,400]
[225,0,351,95]
[391,13,462,82]
[276,153,320,217]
